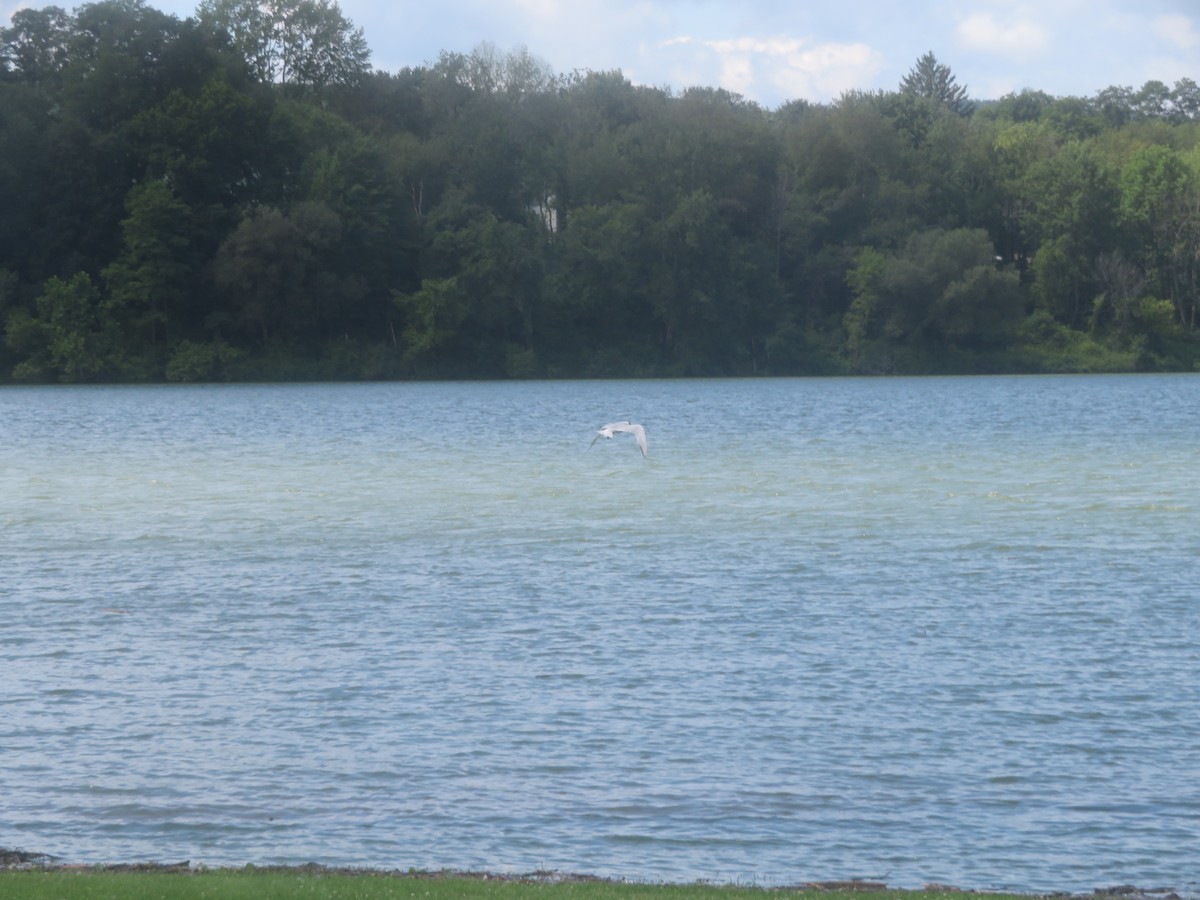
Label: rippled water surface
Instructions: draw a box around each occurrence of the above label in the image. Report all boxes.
[3,375,1199,891]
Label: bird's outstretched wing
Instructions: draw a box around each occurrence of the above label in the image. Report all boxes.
[629,423,648,457]
[607,421,647,457]
[590,421,647,457]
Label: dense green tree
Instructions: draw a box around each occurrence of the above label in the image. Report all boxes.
[1170,78,1200,123]
[131,74,268,212]
[986,89,1054,124]
[198,0,370,89]
[6,272,122,381]
[393,276,469,371]
[0,80,52,279]
[899,51,971,116]
[1119,145,1199,324]
[553,69,647,218]
[989,120,1057,266]
[1023,141,1120,326]
[212,202,355,342]
[399,186,545,375]
[22,4,243,281]
[1094,86,1135,129]
[845,228,1021,370]
[63,0,187,127]
[542,200,650,371]
[648,188,736,372]
[1134,81,1172,120]
[102,181,196,353]
[1090,250,1147,335]
[0,5,73,84]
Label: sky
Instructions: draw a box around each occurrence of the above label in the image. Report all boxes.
[3,0,1198,109]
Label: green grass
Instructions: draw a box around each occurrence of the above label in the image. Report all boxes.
[0,870,1028,900]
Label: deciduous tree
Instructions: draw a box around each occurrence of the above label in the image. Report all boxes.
[198,0,370,89]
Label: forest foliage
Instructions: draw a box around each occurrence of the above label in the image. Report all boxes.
[2,0,1200,382]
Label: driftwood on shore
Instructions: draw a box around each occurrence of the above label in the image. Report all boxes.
[0,848,56,866]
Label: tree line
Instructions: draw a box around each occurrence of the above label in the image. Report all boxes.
[2,2,1199,382]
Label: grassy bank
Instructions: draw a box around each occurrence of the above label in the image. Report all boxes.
[0,868,1027,900]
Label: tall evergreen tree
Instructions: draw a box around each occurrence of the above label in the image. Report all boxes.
[899,51,971,115]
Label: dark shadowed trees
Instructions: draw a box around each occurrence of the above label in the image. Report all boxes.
[3,18,1200,380]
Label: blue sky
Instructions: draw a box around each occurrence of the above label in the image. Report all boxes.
[5,0,1198,108]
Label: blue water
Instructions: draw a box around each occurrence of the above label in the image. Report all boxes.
[3,375,1199,891]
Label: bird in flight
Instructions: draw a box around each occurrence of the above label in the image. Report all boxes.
[590,421,648,458]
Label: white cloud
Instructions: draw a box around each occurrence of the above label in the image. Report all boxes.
[657,34,885,105]
[510,0,562,16]
[2,2,32,23]
[706,36,805,96]
[1151,14,1200,51]
[956,11,1048,56]
[769,40,885,103]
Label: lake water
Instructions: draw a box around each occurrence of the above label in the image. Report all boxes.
[3,375,1199,892]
